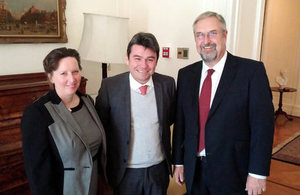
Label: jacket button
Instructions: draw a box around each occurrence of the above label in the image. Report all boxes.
[123,159,127,163]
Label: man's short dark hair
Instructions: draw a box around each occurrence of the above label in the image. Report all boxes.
[127,32,160,60]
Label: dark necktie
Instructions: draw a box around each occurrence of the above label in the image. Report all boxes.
[139,85,148,95]
[198,69,214,153]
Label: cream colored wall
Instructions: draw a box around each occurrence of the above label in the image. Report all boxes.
[261,0,300,116]
[1,0,265,100]
[86,0,266,98]
[126,0,265,80]
[230,0,265,59]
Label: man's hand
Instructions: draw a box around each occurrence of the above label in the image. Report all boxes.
[245,175,266,195]
[173,166,185,186]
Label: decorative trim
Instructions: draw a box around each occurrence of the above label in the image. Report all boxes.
[272,131,300,154]
[252,0,266,60]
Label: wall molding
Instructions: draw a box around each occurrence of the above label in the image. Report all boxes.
[228,0,265,60]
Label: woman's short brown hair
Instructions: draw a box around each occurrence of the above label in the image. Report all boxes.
[43,47,82,74]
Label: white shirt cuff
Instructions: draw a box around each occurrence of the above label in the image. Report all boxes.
[249,173,266,179]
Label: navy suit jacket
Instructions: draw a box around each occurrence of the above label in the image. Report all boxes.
[95,72,176,187]
[172,53,274,194]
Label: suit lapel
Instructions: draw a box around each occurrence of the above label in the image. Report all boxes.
[82,96,107,152]
[53,102,91,152]
[82,97,103,132]
[208,53,238,119]
[122,73,132,138]
[187,62,203,124]
[190,62,203,108]
[153,74,163,128]
[184,62,202,135]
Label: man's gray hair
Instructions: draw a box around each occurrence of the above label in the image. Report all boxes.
[193,11,227,33]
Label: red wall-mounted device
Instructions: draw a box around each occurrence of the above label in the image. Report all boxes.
[162,47,170,58]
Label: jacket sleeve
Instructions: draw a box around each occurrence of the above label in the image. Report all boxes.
[21,104,63,195]
[248,62,274,176]
[172,69,185,165]
[168,77,177,126]
[95,80,110,132]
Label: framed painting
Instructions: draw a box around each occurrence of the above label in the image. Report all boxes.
[0,0,67,43]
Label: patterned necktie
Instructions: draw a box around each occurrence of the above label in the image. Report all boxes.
[139,85,148,95]
[198,69,214,152]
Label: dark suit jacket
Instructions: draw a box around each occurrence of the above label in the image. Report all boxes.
[95,72,176,188]
[172,53,274,194]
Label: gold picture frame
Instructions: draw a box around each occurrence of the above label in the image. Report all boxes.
[0,0,67,43]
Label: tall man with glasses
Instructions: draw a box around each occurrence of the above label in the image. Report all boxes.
[172,11,274,195]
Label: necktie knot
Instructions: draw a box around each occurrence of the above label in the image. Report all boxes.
[139,85,148,95]
[207,69,215,77]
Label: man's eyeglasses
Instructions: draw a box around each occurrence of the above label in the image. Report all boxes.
[195,30,220,39]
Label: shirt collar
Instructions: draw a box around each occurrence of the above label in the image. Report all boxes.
[129,73,154,91]
[202,51,227,73]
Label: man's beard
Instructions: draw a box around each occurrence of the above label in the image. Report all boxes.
[200,44,217,63]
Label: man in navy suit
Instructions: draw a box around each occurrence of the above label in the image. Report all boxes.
[172,11,274,195]
[95,32,176,195]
